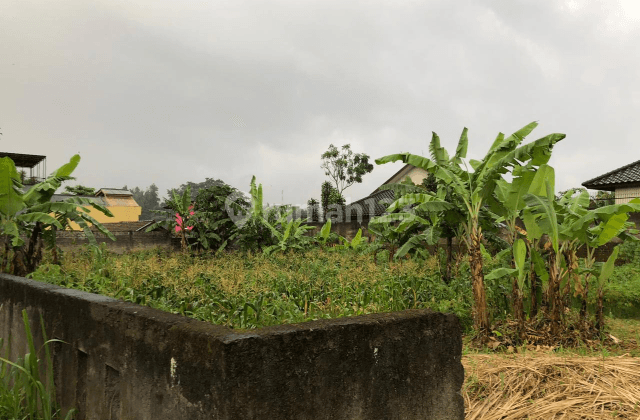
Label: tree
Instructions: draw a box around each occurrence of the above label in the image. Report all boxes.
[124,184,162,220]
[307,198,320,222]
[321,144,374,196]
[167,178,227,202]
[377,122,566,334]
[320,181,345,221]
[190,182,249,251]
[64,185,96,196]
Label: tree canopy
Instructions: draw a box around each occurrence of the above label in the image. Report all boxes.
[321,144,374,196]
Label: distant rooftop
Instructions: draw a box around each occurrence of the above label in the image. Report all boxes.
[96,188,133,196]
[0,152,46,168]
[582,159,640,191]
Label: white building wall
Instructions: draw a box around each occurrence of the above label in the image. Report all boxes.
[615,186,640,203]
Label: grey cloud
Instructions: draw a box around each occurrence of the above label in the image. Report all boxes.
[1,0,639,206]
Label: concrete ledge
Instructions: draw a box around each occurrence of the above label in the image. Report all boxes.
[0,273,464,420]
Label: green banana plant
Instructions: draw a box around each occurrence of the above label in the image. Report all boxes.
[335,228,365,251]
[0,155,115,275]
[523,166,640,332]
[594,245,620,331]
[262,210,314,255]
[146,186,194,252]
[377,122,565,333]
[372,176,458,268]
[316,219,332,246]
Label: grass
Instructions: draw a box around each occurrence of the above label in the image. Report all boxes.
[0,310,75,420]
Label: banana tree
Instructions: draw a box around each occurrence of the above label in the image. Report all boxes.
[146,186,194,252]
[0,155,115,275]
[486,238,528,332]
[562,197,640,330]
[524,169,640,333]
[377,175,465,281]
[377,122,565,333]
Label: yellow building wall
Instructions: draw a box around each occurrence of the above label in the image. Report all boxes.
[386,166,429,186]
[65,199,141,230]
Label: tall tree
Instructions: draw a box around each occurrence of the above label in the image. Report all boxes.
[167,178,227,202]
[124,184,162,220]
[320,181,345,221]
[64,185,96,196]
[321,144,374,197]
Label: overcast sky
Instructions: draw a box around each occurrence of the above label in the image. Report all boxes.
[2,0,639,206]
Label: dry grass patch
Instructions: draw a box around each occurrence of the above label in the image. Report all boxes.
[463,353,640,419]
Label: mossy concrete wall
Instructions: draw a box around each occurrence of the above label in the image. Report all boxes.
[55,230,179,253]
[0,273,464,420]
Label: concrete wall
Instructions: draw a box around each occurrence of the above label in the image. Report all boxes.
[305,218,373,241]
[56,230,179,253]
[0,273,465,420]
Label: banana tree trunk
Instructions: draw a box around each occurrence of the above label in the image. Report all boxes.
[1,238,9,273]
[580,275,590,324]
[596,287,605,332]
[469,225,489,333]
[529,259,539,318]
[547,250,563,336]
[512,281,524,326]
[180,230,188,252]
[445,236,453,284]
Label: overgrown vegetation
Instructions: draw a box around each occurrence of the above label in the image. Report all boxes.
[0,155,115,276]
[30,247,475,330]
[28,245,640,336]
[375,122,640,345]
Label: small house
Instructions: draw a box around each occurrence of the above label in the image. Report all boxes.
[582,159,640,204]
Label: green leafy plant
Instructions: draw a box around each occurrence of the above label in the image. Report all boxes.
[262,210,315,255]
[335,228,364,250]
[0,155,115,276]
[0,310,75,420]
[189,182,249,252]
[146,186,194,252]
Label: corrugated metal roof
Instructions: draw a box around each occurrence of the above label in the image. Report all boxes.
[96,188,133,196]
[50,194,107,206]
[582,159,640,190]
[348,189,396,217]
[0,152,46,168]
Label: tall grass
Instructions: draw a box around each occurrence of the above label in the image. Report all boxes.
[0,310,75,420]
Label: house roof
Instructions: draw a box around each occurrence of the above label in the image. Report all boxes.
[370,164,413,195]
[582,159,640,191]
[0,152,46,168]
[50,194,107,206]
[347,188,395,217]
[96,188,133,196]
